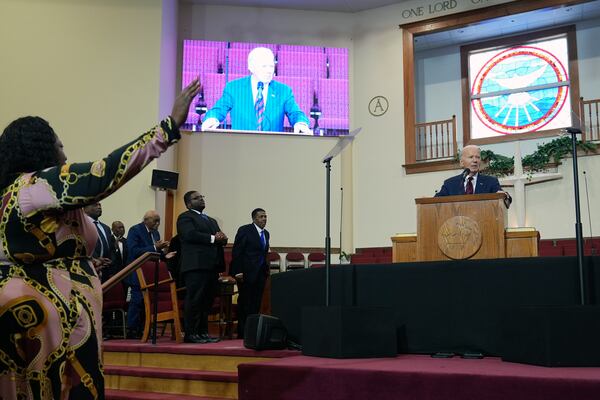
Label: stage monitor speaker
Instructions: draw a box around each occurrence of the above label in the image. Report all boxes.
[151,169,179,190]
[501,305,600,367]
[244,314,287,350]
[302,306,397,359]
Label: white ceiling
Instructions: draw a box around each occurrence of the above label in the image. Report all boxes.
[184,0,410,13]
[184,0,600,50]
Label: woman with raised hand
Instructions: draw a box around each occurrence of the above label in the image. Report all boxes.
[0,79,200,399]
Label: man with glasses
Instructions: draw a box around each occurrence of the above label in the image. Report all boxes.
[177,191,228,343]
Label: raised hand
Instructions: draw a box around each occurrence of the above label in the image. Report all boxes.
[171,78,201,127]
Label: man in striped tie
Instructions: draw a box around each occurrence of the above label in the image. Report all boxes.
[435,144,511,205]
[202,47,311,133]
[231,208,270,339]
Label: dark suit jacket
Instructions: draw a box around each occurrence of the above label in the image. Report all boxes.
[176,210,225,274]
[435,173,502,197]
[230,223,270,284]
[111,236,128,271]
[126,222,159,264]
[204,76,309,131]
[92,220,115,259]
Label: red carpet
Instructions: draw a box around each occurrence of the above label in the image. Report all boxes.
[238,354,600,400]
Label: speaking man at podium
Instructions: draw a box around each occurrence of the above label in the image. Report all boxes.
[435,144,507,197]
[201,47,310,133]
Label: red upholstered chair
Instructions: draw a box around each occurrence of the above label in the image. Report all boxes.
[268,251,282,273]
[307,252,326,268]
[102,281,128,339]
[136,260,183,343]
[285,252,305,271]
[538,246,563,257]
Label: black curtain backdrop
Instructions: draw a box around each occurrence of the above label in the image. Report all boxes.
[271,257,600,355]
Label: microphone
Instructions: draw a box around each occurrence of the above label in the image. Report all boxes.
[462,168,471,181]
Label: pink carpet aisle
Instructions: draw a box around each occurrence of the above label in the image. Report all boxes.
[238,354,600,400]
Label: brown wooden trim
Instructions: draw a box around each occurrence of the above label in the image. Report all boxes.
[567,24,581,128]
[460,44,471,149]
[391,235,417,243]
[401,0,591,34]
[403,28,416,165]
[505,230,539,239]
[164,190,175,241]
[415,193,505,204]
[102,252,161,293]
[403,158,460,174]
[415,116,455,127]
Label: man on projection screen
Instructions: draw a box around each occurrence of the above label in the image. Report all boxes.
[201,47,311,133]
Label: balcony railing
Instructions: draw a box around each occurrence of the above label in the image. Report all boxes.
[580,97,600,142]
[415,115,457,162]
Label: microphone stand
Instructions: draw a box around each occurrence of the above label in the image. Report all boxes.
[566,128,586,305]
[324,157,332,306]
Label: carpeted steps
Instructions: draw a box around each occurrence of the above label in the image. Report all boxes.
[105,366,238,399]
[103,338,297,399]
[105,389,231,399]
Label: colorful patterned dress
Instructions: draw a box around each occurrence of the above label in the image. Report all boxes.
[0,118,180,399]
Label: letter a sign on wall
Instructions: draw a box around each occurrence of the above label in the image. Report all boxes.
[369,96,389,117]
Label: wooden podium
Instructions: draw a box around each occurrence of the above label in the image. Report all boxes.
[391,193,538,262]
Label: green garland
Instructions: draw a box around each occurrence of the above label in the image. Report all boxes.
[475,137,597,177]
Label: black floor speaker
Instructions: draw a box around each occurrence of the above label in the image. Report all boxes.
[501,305,600,367]
[243,314,287,350]
[301,306,397,358]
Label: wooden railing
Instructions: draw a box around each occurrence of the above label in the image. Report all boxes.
[580,97,600,142]
[415,115,457,162]
[102,251,161,293]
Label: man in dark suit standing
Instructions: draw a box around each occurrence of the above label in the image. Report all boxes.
[111,220,128,274]
[435,145,510,202]
[177,191,227,344]
[231,208,270,339]
[84,202,115,282]
[125,210,170,338]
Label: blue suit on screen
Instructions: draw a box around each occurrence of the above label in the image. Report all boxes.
[205,76,309,131]
[434,173,502,197]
